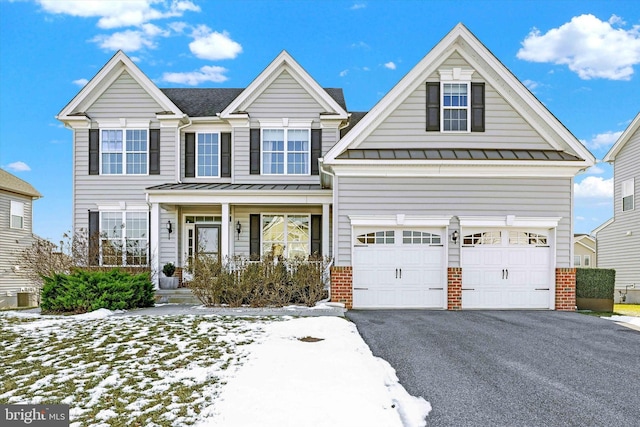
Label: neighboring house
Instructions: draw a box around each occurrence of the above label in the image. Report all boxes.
[0,168,42,308]
[573,234,596,268]
[593,112,640,303]
[57,24,594,311]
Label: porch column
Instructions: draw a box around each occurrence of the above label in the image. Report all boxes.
[150,202,160,289]
[322,203,330,257]
[221,203,230,260]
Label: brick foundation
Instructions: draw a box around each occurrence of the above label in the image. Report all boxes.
[330,266,353,309]
[447,267,463,310]
[555,268,576,311]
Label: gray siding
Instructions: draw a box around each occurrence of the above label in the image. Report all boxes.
[87,71,163,117]
[597,129,640,288]
[359,52,554,151]
[334,176,572,267]
[0,191,37,305]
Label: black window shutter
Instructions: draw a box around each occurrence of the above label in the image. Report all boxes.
[311,129,321,176]
[89,129,100,175]
[471,83,485,132]
[185,132,195,178]
[149,129,160,175]
[88,211,100,265]
[221,132,231,177]
[250,129,260,175]
[311,215,322,258]
[249,214,260,260]
[425,82,440,131]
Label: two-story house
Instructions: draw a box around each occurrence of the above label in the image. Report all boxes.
[57,24,594,310]
[573,234,596,268]
[0,168,42,308]
[593,112,640,303]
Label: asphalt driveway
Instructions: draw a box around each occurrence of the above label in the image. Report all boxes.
[346,310,640,427]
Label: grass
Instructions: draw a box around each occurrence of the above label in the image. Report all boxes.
[0,311,277,426]
[577,304,640,317]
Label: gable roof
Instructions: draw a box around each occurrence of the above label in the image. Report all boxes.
[603,112,640,162]
[324,23,595,166]
[0,169,42,198]
[57,50,183,121]
[160,87,347,117]
[220,50,348,119]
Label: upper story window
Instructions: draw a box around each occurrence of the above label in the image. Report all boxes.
[197,132,220,177]
[101,129,148,175]
[262,128,310,175]
[10,200,24,229]
[622,178,634,211]
[442,82,469,132]
[426,68,484,133]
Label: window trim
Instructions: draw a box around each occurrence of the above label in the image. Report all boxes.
[260,213,311,258]
[261,128,311,176]
[99,128,149,175]
[584,255,591,267]
[10,200,24,229]
[195,131,221,178]
[99,211,148,266]
[622,178,635,212]
[574,255,582,267]
[440,81,471,133]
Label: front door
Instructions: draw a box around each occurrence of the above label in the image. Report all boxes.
[196,225,221,261]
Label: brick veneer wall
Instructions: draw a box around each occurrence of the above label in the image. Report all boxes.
[330,266,353,309]
[555,268,576,311]
[447,267,463,310]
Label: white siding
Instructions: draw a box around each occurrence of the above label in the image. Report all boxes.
[334,176,572,268]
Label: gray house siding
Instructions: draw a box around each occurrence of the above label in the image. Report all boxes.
[0,191,36,307]
[597,129,640,290]
[333,176,572,267]
[359,53,554,151]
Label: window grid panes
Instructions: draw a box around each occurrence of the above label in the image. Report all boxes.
[463,231,501,245]
[10,201,24,229]
[442,83,468,131]
[622,179,634,211]
[584,255,591,267]
[574,255,581,266]
[262,128,310,175]
[356,231,395,245]
[403,231,442,245]
[101,129,148,175]
[508,231,548,246]
[262,214,310,258]
[101,212,147,266]
[197,133,220,177]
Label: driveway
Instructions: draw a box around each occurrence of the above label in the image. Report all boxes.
[346,310,640,427]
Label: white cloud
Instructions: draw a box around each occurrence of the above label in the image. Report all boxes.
[350,3,366,10]
[73,78,89,87]
[91,30,156,51]
[350,41,370,50]
[574,176,613,198]
[37,0,200,29]
[161,65,229,85]
[517,14,640,80]
[7,161,31,172]
[384,61,396,70]
[581,131,623,151]
[576,216,585,221]
[522,79,540,91]
[584,164,605,175]
[189,26,242,60]
[339,69,349,77]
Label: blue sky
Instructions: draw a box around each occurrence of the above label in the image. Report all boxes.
[1,0,638,242]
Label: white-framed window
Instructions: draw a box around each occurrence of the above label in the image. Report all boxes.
[622,178,634,211]
[356,230,395,245]
[508,231,548,246]
[101,129,148,175]
[402,231,441,245]
[197,132,220,177]
[262,128,310,175]
[262,214,310,258]
[463,231,501,245]
[584,255,591,267]
[441,82,469,132]
[10,200,24,229]
[100,211,148,266]
[574,255,582,267]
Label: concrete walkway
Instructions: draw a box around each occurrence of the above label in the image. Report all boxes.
[116,303,346,317]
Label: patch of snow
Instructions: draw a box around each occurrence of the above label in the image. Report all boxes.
[603,315,640,327]
[95,409,117,420]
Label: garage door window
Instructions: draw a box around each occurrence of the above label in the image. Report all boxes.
[463,231,501,245]
[508,231,547,246]
[356,231,395,244]
[403,231,441,244]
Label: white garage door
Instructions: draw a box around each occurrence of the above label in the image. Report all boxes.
[461,229,552,309]
[353,229,446,308]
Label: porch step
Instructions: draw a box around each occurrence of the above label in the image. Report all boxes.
[155,288,201,305]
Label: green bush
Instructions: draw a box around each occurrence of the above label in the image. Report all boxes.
[576,268,616,299]
[40,269,154,314]
[188,255,330,307]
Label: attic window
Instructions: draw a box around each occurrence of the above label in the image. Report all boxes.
[426,68,484,133]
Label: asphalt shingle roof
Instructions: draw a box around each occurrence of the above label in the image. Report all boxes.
[0,169,42,198]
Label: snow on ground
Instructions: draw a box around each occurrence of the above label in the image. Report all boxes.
[197,317,430,427]
[602,315,640,327]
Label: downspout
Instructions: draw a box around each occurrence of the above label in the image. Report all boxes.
[176,115,192,184]
[320,160,336,301]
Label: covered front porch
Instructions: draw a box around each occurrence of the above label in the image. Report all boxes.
[146,183,332,288]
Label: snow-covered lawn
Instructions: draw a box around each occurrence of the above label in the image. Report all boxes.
[0,309,430,427]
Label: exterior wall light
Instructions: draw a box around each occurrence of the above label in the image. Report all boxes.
[236,221,242,240]
[451,230,459,244]
[167,220,173,239]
